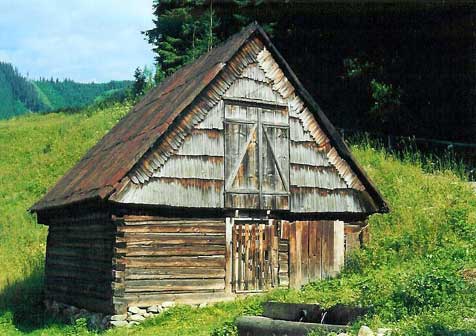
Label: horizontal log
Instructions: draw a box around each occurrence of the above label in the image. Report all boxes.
[46,263,112,276]
[49,224,115,232]
[125,256,225,268]
[124,278,225,293]
[279,243,289,252]
[46,292,113,314]
[263,302,323,322]
[48,212,111,224]
[46,268,112,282]
[118,224,225,234]
[46,258,112,272]
[48,230,114,240]
[279,277,289,285]
[125,267,225,280]
[46,281,112,300]
[47,247,113,260]
[46,253,113,265]
[47,239,114,249]
[279,266,289,273]
[344,224,364,234]
[122,215,223,223]
[118,235,225,245]
[116,245,225,257]
[119,291,231,307]
[236,316,348,336]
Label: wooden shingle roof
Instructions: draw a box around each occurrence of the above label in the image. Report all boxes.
[31,23,388,214]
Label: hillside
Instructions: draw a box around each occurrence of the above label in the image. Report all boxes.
[0,62,46,118]
[0,105,475,335]
[0,61,131,119]
[33,79,132,111]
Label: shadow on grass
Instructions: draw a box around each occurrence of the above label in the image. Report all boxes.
[0,265,67,333]
[426,323,476,336]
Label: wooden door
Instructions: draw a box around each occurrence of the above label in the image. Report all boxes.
[288,220,345,288]
[231,220,279,293]
[224,102,290,210]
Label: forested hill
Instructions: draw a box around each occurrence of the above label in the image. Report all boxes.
[0,61,132,119]
[0,62,45,118]
[33,79,132,112]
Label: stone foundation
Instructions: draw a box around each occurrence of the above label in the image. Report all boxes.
[44,299,201,329]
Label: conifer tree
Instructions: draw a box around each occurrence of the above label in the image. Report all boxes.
[143,0,220,81]
[133,67,146,97]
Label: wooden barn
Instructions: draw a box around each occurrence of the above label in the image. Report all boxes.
[31,23,388,315]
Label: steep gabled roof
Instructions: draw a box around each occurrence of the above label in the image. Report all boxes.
[31,23,388,213]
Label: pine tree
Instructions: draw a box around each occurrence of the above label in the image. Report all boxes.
[143,0,220,81]
[133,67,146,97]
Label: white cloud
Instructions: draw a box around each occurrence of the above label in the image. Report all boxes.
[0,0,155,82]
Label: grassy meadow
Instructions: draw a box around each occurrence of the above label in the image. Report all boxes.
[0,104,475,335]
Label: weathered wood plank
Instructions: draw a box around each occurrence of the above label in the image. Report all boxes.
[288,222,298,289]
[124,278,225,293]
[301,221,310,284]
[122,216,223,223]
[117,234,225,245]
[125,267,225,280]
[333,220,345,276]
[118,223,225,233]
[120,291,231,307]
[116,245,225,257]
[125,256,225,268]
[225,217,232,294]
[308,222,319,281]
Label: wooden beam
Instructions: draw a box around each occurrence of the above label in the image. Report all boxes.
[225,217,233,295]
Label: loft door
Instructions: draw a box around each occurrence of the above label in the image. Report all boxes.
[224,101,289,210]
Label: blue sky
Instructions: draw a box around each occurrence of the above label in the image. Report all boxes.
[0,0,155,83]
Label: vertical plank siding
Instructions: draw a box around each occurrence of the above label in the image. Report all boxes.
[45,211,115,313]
[287,221,345,289]
[114,216,228,308]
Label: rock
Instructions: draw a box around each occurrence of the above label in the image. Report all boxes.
[358,326,374,336]
[128,306,146,315]
[161,301,176,309]
[129,314,145,322]
[199,303,208,308]
[147,305,161,313]
[64,305,80,316]
[111,314,128,321]
[377,328,392,336]
[43,300,52,311]
[57,302,68,311]
[50,301,60,315]
[88,313,103,330]
[128,321,140,327]
[143,312,153,318]
[110,320,129,328]
[100,315,111,330]
[337,333,349,336]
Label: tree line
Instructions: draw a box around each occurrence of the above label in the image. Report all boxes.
[0,61,133,119]
[140,1,474,142]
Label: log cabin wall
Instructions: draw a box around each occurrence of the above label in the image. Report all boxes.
[112,215,229,313]
[44,211,115,313]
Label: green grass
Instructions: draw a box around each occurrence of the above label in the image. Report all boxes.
[0,104,475,335]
